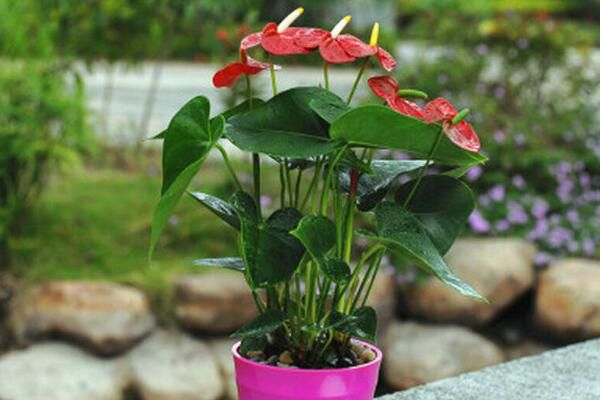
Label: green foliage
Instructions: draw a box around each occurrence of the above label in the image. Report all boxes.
[0,0,92,262]
[330,106,487,166]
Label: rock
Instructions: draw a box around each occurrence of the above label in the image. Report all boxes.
[366,270,397,336]
[130,330,224,400]
[382,321,504,390]
[209,339,238,400]
[376,338,600,400]
[504,340,551,361]
[0,342,128,400]
[401,238,535,325]
[535,259,600,340]
[175,271,258,334]
[10,281,155,355]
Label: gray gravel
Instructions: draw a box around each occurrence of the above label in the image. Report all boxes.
[377,338,600,400]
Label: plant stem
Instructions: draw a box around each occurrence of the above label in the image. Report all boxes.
[320,146,347,215]
[215,144,243,191]
[252,153,262,220]
[346,57,369,104]
[301,158,322,212]
[245,75,253,109]
[402,127,444,208]
[269,55,278,96]
[279,164,286,208]
[323,61,330,90]
[294,168,303,209]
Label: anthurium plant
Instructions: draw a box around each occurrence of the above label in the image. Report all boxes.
[150,8,487,369]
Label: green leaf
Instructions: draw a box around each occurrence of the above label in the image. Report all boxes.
[335,306,378,342]
[240,335,268,354]
[148,99,263,141]
[225,87,343,158]
[291,215,336,258]
[338,160,427,211]
[360,202,485,301]
[395,176,475,255]
[232,192,305,288]
[220,98,265,121]
[192,257,245,272]
[309,96,351,124]
[149,97,222,260]
[321,257,351,284]
[231,310,285,338]
[161,97,211,193]
[189,192,239,230]
[330,105,487,166]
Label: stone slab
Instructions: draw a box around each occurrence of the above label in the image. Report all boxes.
[377,338,600,400]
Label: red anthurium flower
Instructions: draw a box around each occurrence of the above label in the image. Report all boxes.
[423,98,481,152]
[295,16,374,64]
[367,23,396,71]
[239,8,316,56]
[212,50,273,88]
[368,75,424,119]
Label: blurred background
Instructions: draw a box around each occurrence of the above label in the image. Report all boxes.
[0,1,599,399]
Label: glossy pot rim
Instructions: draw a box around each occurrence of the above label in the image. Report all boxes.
[231,339,382,374]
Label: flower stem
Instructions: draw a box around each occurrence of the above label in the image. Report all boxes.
[402,127,444,208]
[253,153,262,220]
[269,55,278,96]
[323,61,330,90]
[346,57,369,104]
[215,144,243,192]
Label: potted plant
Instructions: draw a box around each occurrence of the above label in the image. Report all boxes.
[149,8,487,400]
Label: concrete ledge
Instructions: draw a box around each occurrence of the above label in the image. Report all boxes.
[378,338,600,400]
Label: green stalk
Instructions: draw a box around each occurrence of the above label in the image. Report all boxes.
[300,157,322,212]
[346,57,369,104]
[245,75,253,109]
[215,144,242,192]
[294,168,303,209]
[269,55,278,96]
[402,127,444,208]
[323,61,330,90]
[319,146,348,215]
[279,164,286,208]
[252,153,262,220]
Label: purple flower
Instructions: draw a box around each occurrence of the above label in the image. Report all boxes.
[566,209,579,224]
[567,240,579,253]
[547,227,574,249]
[580,173,591,188]
[527,218,549,240]
[495,219,511,232]
[514,133,527,146]
[512,175,526,190]
[466,165,483,182]
[489,184,506,202]
[260,195,272,208]
[507,202,528,224]
[469,210,491,234]
[534,252,552,267]
[583,238,595,256]
[494,86,506,99]
[532,199,549,218]
[475,44,489,55]
[493,130,506,143]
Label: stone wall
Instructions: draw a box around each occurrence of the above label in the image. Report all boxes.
[0,238,599,399]
[377,338,600,400]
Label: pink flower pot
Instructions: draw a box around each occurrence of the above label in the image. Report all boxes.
[232,341,382,400]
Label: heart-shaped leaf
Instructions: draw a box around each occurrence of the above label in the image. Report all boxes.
[189,192,239,230]
[225,87,344,158]
[309,96,351,124]
[149,97,223,260]
[291,215,336,258]
[231,309,285,338]
[233,192,305,288]
[338,160,427,211]
[395,176,475,255]
[334,306,378,342]
[321,257,351,284]
[360,202,485,301]
[192,257,245,272]
[330,105,487,166]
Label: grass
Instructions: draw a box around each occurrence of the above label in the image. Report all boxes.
[10,158,241,315]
